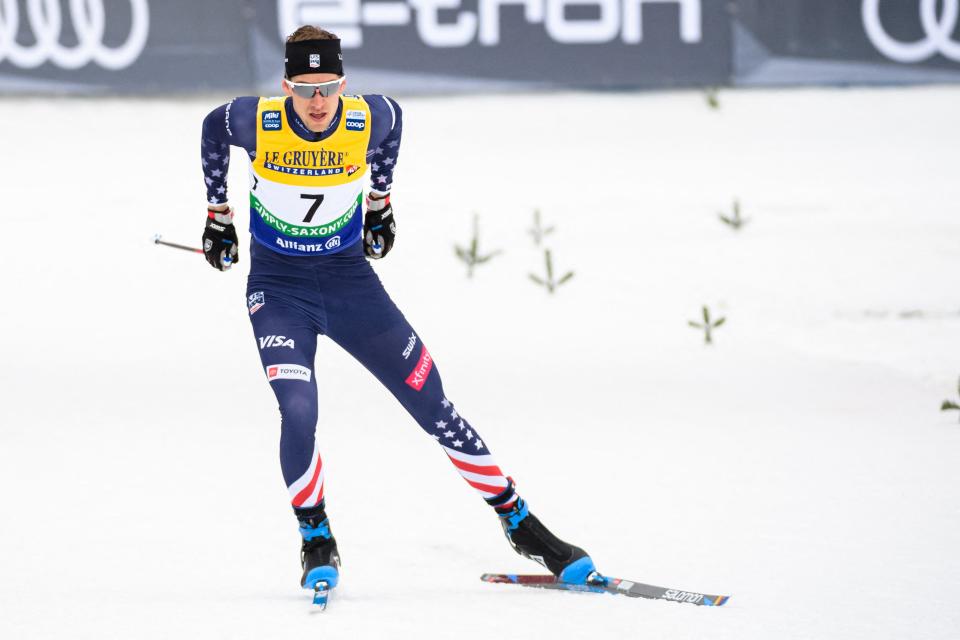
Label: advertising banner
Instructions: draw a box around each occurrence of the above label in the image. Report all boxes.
[1,0,959,94]
[732,0,960,85]
[0,0,253,94]
[253,0,733,91]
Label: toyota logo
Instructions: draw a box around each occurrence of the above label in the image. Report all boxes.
[0,0,150,70]
[863,0,960,63]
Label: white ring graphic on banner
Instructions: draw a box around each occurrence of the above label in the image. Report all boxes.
[0,0,149,70]
[862,0,960,63]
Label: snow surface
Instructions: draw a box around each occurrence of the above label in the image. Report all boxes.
[1,86,959,639]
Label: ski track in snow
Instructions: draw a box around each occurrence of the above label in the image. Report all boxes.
[1,87,959,639]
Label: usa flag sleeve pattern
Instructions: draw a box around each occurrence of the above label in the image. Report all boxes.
[433,397,518,509]
[288,442,325,508]
[200,97,258,205]
[362,94,402,195]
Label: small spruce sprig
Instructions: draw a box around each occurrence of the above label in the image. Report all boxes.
[454,213,501,278]
[941,377,960,422]
[704,87,720,110]
[529,249,574,294]
[718,198,749,230]
[528,209,556,246]
[688,305,726,345]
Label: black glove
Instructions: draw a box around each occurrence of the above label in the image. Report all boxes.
[363,194,395,259]
[202,206,239,271]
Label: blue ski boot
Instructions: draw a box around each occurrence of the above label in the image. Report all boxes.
[295,503,340,592]
[496,497,599,585]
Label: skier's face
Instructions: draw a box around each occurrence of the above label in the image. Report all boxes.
[282,72,345,133]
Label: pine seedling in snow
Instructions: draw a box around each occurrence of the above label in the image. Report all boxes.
[529,248,574,294]
[688,305,726,345]
[941,377,960,422]
[704,87,720,110]
[527,209,556,246]
[718,199,749,230]
[454,213,501,278]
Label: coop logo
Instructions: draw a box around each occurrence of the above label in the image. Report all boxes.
[345,109,366,131]
[262,111,283,131]
[405,345,433,391]
[278,0,701,48]
[266,364,312,382]
[0,0,150,70]
[862,0,960,63]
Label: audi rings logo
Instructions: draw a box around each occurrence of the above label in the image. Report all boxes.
[863,0,960,63]
[0,0,150,70]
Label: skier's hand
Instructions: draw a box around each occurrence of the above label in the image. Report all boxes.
[364,194,395,259]
[202,206,239,271]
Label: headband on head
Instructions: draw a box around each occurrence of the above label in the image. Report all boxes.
[284,39,343,78]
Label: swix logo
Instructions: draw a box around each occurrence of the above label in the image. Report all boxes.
[0,0,150,70]
[266,364,311,382]
[663,589,704,604]
[259,335,296,349]
[405,345,433,391]
[402,333,417,359]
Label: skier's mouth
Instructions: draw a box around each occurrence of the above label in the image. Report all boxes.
[309,111,327,123]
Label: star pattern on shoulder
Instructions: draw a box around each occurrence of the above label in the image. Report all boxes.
[474,439,484,450]
[435,419,447,430]
[450,408,459,420]
[465,430,473,440]
[443,430,455,438]
[458,420,466,431]
[452,439,464,448]
[441,398,451,408]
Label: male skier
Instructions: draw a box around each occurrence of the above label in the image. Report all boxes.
[199,26,597,595]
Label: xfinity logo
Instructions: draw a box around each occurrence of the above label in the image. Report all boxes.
[862,0,960,63]
[405,346,433,391]
[279,0,701,48]
[259,335,296,349]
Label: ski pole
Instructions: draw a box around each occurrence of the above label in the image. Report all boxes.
[153,234,233,266]
[153,233,203,254]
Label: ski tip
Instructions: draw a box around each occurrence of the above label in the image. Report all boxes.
[312,581,330,609]
[704,595,731,606]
